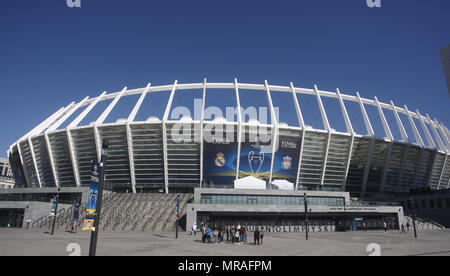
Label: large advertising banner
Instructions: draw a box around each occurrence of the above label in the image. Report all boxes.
[203,124,238,187]
[272,129,302,185]
[83,161,100,231]
[238,127,273,181]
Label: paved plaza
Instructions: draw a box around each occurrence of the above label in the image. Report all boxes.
[0,228,449,256]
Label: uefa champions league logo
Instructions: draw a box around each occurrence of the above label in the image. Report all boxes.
[248,138,265,176]
[66,0,81,8]
[366,0,381,8]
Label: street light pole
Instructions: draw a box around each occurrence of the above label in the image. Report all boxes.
[51,188,60,235]
[89,140,109,256]
[410,197,418,239]
[304,192,309,240]
[176,195,180,239]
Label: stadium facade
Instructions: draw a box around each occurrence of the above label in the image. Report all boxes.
[7,80,450,199]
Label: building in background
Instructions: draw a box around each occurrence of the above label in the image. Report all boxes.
[441,44,450,97]
[0,158,15,189]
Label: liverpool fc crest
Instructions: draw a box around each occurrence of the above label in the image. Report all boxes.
[282,156,292,170]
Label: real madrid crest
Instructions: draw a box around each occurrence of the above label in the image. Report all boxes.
[282,156,292,170]
[215,152,226,167]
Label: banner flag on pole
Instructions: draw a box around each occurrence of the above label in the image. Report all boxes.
[83,161,100,231]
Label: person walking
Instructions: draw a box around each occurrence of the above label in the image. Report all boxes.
[206,226,212,243]
[235,227,240,245]
[202,225,207,243]
[383,221,388,233]
[401,223,406,234]
[254,227,260,245]
[406,221,411,231]
[191,222,197,236]
[242,226,247,243]
[231,226,235,244]
[260,227,265,245]
[225,226,229,241]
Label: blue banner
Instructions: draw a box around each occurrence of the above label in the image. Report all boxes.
[238,128,273,181]
[50,198,56,215]
[272,130,302,185]
[203,128,238,187]
[83,161,100,231]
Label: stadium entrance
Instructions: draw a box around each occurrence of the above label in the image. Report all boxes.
[0,209,24,228]
[196,212,399,232]
[187,188,405,232]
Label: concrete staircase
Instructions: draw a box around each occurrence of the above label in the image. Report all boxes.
[32,193,193,232]
[404,216,445,230]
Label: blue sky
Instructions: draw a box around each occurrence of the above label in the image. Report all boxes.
[0,0,449,156]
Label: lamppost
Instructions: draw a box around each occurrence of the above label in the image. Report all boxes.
[304,192,309,240]
[89,140,109,256]
[176,195,180,239]
[51,188,61,235]
[409,197,418,239]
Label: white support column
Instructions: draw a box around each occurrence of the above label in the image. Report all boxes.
[199,79,207,187]
[361,138,375,197]
[28,137,42,188]
[16,142,32,187]
[336,89,355,192]
[374,97,394,141]
[47,97,89,132]
[440,123,450,147]
[265,80,278,184]
[356,92,375,137]
[434,119,450,151]
[290,82,306,129]
[321,132,332,187]
[412,149,423,188]
[296,130,306,191]
[68,91,107,128]
[20,106,67,141]
[126,84,151,194]
[162,81,178,193]
[404,105,424,147]
[128,83,151,122]
[336,89,354,135]
[66,129,80,187]
[314,85,331,187]
[397,144,410,189]
[235,78,243,180]
[379,141,393,193]
[342,135,355,192]
[291,82,306,190]
[389,100,408,143]
[44,133,59,188]
[313,85,331,132]
[96,87,127,125]
[437,154,448,190]
[416,110,436,149]
[434,122,450,151]
[125,123,136,193]
[426,114,446,151]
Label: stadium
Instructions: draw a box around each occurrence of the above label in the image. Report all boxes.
[3,79,450,231]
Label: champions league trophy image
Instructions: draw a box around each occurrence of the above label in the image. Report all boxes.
[248,137,265,176]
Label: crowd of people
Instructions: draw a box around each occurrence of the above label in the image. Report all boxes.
[194,223,265,245]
